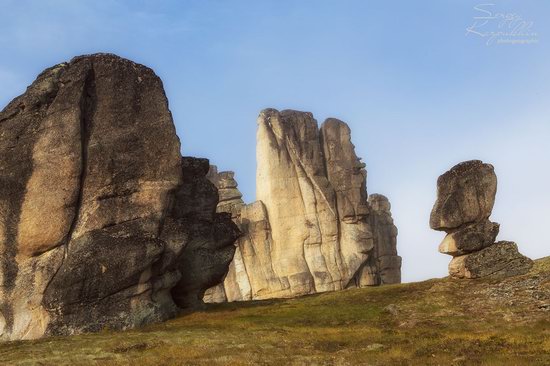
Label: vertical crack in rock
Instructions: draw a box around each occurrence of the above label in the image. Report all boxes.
[70,65,96,245]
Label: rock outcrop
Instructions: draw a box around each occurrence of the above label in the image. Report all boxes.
[356,194,401,286]
[0,54,238,340]
[161,158,240,308]
[204,109,401,302]
[431,160,533,279]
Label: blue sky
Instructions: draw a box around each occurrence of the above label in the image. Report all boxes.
[1,0,549,282]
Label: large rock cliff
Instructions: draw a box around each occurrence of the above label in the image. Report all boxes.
[0,54,238,340]
[204,109,401,302]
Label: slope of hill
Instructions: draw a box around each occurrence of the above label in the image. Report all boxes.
[1,257,548,365]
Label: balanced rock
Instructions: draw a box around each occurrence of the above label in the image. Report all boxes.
[204,109,401,302]
[430,160,497,231]
[431,160,533,279]
[0,54,238,340]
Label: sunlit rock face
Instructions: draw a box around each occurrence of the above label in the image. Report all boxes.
[431,160,533,279]
[204,109,401,303]
[0,54,239,340]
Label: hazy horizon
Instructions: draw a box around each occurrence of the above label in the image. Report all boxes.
[1,0,549,282]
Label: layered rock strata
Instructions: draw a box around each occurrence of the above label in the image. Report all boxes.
[431,160,533,279]
[204,109,401,302]
[0,54,238,340]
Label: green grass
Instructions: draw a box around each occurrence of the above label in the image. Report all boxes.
[1,257,549,365]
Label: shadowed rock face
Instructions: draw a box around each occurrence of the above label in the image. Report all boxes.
[0,54,238,340]
[161,157,240,308]
[204,109,401,303]
[432,160,532,279]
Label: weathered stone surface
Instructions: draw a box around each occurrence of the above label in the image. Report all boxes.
[448,241,533,279]
[0,54,239,340]
[432,160,533,280]
[204,109,401,302]
[430,160,497,231]
[367,194,401,284]
[206,166,244,218]
[257,109,371,296]
[439,220,500,256]
[0,54,183,340]
[161,157,240,309]
[352,194,401,286]
[320,119,374,283]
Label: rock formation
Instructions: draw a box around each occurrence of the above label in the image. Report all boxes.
[431,160,533,279]
[204,109,401,302]
[0,54,238,340]
[161,157,240,308]
[354,194,401,286]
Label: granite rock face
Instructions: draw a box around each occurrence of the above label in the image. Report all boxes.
[0,54,238,340]
[430,160,497,231]
[431,160,533,279]
[204,109,401,302]
[356,194,401,286]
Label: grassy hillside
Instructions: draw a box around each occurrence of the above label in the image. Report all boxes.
[1,257,549,366]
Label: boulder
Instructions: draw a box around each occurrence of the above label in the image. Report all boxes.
[430,160,497,231]
[439,220,500,256]
[448,241,534,279]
